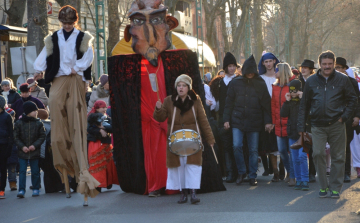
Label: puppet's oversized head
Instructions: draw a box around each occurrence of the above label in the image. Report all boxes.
[125,0,179,66]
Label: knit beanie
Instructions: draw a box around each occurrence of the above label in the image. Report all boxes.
[174,74,192,90]
[23,101,38,115]
[0,95,6,109]
[27,78,38,88]
[289,79,302,92]
[6,107,15,117]
[242,55,258,76]
[99,74,109,86]
[19,83,30,93]
[1,80,10,86]
[292,69,300,76]
[223,52,237,70]
[37,109,49,120]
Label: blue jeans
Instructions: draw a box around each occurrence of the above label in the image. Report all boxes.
[232,128,259,179]
[289,138,309,182]
[277,136,294,179]
[19,158,40,191]
[7,163,17,183]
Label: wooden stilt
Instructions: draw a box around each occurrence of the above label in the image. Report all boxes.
[63,168,71,198]
[83,194,88,206]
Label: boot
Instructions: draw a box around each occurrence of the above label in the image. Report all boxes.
[279,159,285,180]
[178,190,188,204]
[9,182,17,191]
[190,189,200,204]
[270,155,279,182]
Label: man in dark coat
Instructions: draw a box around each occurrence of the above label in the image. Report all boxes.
[11,83,45,120]
[335,57,360,183]
[223,55,272,186]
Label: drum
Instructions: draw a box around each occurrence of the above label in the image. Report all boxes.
[168,129,203,156]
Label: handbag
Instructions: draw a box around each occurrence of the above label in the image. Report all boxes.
[290,132,312,153]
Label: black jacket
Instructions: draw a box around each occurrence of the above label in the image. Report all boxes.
[0,89,21,105]
[280,99,300,140]
[87,116,112,144]
[0,110,14,158]
[14,115,46,159]
[298,69,357,132]
[223,74,272,132]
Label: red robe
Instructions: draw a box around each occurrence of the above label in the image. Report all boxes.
[140,56,167,193]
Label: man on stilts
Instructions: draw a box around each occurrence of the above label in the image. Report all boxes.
[34,5,99,206]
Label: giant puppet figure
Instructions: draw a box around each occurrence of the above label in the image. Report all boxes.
[108,0,225,195]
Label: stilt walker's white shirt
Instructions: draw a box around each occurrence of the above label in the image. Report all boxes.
[34,28,94,82]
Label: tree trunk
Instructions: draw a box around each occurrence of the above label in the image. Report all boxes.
[253,0,264,63]
[27,0,48,55]
[107,0,120,54]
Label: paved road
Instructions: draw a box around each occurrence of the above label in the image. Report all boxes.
[2,168,360,223]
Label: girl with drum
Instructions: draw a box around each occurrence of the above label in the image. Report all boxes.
[154,74,215,204]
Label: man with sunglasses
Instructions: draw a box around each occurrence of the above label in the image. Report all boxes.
[335,57,360,183]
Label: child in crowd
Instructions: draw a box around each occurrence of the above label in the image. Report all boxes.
[87,100,118,191]
[0,95,14,199]
[281,79,309,191]
[14,101,46,198]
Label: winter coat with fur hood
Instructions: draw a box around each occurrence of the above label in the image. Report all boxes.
[153,91,215,168]
[87,84,110,113]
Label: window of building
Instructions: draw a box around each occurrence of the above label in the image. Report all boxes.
[176,1,191,17]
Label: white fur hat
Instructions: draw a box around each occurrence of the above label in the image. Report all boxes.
[174,74,192,90]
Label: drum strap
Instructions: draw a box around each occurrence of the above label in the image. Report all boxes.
[169,95,202,142]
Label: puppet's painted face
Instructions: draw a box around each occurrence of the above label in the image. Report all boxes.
[124,1,178,66]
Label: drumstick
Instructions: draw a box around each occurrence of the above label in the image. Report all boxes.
[211,146,218,164]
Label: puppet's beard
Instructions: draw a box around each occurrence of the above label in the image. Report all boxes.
[145,47,160,66]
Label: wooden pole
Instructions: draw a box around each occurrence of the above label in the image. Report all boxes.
[62,168,71,198]
[83,194,88,206]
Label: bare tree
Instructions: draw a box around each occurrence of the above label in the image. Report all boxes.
[107,0,132,54]
[27,0,48,55]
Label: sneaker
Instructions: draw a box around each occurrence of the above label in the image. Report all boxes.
[17,190,25,198]
[0,191,5,199]
[330,191,340,199]
[302,181,309,191]
[32,189,40,197]
[294,181,302,190]
[319,188,328,198]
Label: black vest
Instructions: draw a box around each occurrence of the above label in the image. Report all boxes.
[44,31,92,84]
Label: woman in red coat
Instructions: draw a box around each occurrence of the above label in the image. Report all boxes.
[271,63,295,185]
